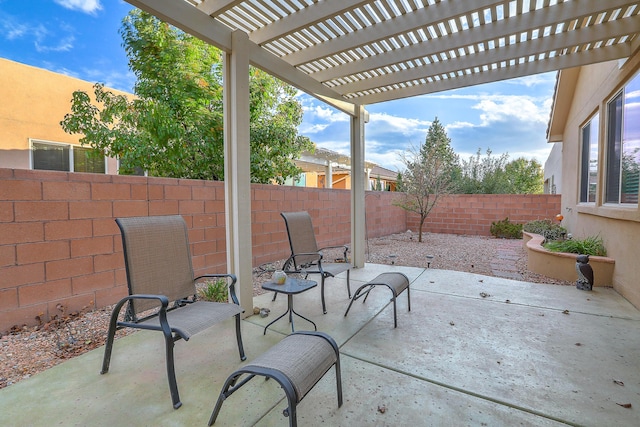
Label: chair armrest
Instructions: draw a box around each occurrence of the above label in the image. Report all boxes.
[318,244,350,260]
[108,294,171,335]
[283,252,323,272]
[194,274,240,306]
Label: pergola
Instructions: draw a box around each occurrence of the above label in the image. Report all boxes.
[126,0,640,314]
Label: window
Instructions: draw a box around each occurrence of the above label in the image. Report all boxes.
[31,140,105,174]
[579,114,599,203]
[605,73,640,205]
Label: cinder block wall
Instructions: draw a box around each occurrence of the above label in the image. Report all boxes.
[0,169,406,332]
[405,194,562,235]
[1,169,560,332]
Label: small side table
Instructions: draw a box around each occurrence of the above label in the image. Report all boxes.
[262,277,317,335]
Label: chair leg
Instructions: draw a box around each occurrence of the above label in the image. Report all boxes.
[283,397,298,427]
[407,285,411,312]
[391,292,398,328]
[234,313,247,361]
[208,372,242,426]
[321,275,327,314]
[343,284,373,318]
[100,299,127,374]
[346,270,351,298]
[164,333,182,409]
[335,352,343,408]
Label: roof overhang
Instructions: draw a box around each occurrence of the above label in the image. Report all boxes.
[546,67,581,142]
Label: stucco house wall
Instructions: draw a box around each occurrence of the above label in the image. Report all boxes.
[543,142,562,194]
[0,58,128,173]
[549,52,640,308]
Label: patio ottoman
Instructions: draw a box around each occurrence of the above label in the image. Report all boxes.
[344,272,410,328]
[208,331,342,427]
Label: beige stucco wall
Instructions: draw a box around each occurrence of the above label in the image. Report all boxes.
[557,52,640,308]
[0,58,130,173]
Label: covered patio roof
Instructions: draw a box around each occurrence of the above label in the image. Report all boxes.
[125,0,640,314]
[129,0,639,112]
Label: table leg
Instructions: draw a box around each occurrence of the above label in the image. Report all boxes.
[263,309,289,335]
[263,293,317,334]
[288,294,317,332]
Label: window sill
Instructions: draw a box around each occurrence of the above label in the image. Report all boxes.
[576,203,640,222]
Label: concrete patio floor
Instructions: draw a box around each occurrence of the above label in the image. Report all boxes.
[1,264,639,426]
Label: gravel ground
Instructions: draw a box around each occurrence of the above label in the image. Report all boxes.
[0,232,572,389]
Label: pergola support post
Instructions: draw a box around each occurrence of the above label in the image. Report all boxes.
[223,30,253,317]
[350,105,366,268]
[325,162,333,188]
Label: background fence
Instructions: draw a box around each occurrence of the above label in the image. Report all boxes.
[0,168,560,331]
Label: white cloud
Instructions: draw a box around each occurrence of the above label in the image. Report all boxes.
[299,123,330,134]
[1,20,26,39]
[82,67,136,92]
[367,112,431,136]
[0,11,76,53]
[445,120,475,131]
[35,35,74,52]
[54,0,103,15]
[365,147,406,172]
[0,14,47,42]
[474,95,549,125]
[313,139,351,155]
[48,65,136,93]
[424,92,551,125]
[302,102,349,124]
[505,73,557,88]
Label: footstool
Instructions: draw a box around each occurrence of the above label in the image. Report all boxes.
[208,331,342,427]
[344,272,410,328]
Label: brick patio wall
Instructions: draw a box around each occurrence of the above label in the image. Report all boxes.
[0,168,407,332]
[1,168,560,332]
[405,194,562,235]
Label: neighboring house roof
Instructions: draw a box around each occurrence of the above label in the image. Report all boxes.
[370,165,398,181]
[295,146,382,175]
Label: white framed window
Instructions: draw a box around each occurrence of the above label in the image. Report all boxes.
[579,113,599,203]
[605,72,640,205]
[30,139,106,174]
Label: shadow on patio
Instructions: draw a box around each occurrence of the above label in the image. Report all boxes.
[1,264,639,426]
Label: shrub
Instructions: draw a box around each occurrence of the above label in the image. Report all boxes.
[543,235,607,257]
[523,219,567,241]
[197,279,228,302]
[490,217,523,239]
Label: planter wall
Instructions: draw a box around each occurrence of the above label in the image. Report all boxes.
[523,232,615,287]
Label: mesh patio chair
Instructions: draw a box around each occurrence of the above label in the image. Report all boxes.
[280,211,352,314]
[101,215,246,409]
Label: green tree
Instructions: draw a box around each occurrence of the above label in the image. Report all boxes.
[455,149,543,194]
[60,10,313,183]
[396,117,458,242]
[456,148,509,193]
[395,172,405,192]
[374,175,383,191]
[503,157,544,194]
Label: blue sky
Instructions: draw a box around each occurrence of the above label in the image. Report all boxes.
[1,0,557,172]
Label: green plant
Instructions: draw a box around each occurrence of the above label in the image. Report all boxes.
[490,217,523,239]
[523,219,567,241]
[197,279,228,302]
[543,235,607,257]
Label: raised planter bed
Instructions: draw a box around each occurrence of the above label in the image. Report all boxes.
[523,232,615,287]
